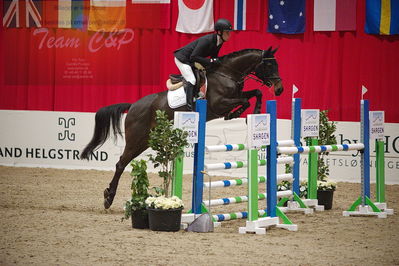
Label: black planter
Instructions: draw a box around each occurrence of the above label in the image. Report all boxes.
[317,190,334,210]
[131,209,149,229]
[147,207,183,232]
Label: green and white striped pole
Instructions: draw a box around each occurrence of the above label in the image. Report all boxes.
[375,140,385,203]
[307,138,318,200]
[374,139,393,214]
[172,156,183,199]
[247,148,259,222]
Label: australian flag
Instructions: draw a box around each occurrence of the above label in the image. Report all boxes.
[268,0,305,34]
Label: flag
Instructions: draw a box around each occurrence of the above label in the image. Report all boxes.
[268,0,305,34]
[3,0,42,28]
[176,0,214,34]
[362,85,368,99]
[365,0,399,35]
[128,0,170,29]
[43,0,88,29]
[314,0,356,31]
[292,84,299,97]
[88,0,126,32]
[216,0,261,31]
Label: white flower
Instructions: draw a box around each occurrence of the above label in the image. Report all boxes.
[146,195,184,210]
[145,196,156,205]
[317,180,337,191]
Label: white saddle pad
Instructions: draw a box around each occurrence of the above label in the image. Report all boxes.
[167,87,186,109]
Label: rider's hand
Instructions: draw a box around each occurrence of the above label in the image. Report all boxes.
[210,58,221,65]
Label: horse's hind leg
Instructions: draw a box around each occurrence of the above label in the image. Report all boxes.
[103,118,150,209]
[104,139,148,209]
[103,148,135,209]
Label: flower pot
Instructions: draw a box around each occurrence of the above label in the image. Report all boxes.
[147,207,183,232]
[317,190,334,210]
[131,209,149,229]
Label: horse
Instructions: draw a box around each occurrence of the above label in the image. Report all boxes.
[81,47,284,209]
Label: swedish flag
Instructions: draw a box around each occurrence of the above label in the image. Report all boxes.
[365,0,399,35]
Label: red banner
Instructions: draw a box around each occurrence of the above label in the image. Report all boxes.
[1,0,399,123]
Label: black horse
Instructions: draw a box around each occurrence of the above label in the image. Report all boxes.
[81,47,283,209]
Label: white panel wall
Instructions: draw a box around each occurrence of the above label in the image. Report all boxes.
[1,110,398,184]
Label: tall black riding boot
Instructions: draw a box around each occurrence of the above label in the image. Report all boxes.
[185,83,194,111]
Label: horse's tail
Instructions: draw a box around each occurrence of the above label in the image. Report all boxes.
[80,103,131,160]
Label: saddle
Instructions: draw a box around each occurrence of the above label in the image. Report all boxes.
[166,63,207,98]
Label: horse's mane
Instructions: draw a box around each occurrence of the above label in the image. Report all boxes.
[219,48,262,62]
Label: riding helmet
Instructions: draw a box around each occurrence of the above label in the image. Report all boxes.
[214,18,233,32]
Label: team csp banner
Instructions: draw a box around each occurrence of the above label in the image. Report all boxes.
[2,27,162,88]
[1,111,398,184]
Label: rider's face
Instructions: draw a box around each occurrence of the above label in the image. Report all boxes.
[222,31,231,42]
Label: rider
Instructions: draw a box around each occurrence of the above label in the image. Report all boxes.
[174,18,233,110]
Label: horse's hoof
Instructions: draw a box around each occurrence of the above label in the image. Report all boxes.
[103,188,113,209]
[104,188,110,198]
[104,198,112,209]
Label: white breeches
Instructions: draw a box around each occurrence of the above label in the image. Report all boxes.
[174,57,196,86]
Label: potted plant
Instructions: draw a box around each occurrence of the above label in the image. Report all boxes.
[146,110,188,231]
[124,159,150,229]
[316,180,337,210]
[315,110,337,209]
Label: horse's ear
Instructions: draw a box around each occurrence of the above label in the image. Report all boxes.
[271,47,279,55]
[263,47,272,58]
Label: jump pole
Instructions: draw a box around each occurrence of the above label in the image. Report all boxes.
[343,100,387,218]
[192,99,208,215]
[266,100,298,230]
[239,102,298,234]
[180,99,209,226]
[287,98,321,211]
[375,139,393,214]
[291,98,301,196]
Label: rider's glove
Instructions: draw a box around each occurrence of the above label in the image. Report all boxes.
[210,58,221,65]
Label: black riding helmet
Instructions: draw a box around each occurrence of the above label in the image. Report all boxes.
[214,18,233,32]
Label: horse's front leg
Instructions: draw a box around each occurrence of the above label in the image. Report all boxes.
[241,89,262,114]
[224,101,250,120]
[224,89,262,120]
[212,96,248,114]
[211,96,249,120]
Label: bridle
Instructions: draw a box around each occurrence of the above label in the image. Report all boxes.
[249,57,282,87]
[213,55,282,88]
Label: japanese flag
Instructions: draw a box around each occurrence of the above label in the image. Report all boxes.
[176,0,214,34]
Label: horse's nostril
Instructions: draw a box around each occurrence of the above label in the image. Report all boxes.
[275,87,283,96]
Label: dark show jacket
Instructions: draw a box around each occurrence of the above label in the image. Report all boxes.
[174,33,223,67]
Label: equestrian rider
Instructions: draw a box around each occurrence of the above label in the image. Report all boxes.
[174,18,233,110]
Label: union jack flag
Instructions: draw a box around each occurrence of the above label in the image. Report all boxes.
[3,0,42,28]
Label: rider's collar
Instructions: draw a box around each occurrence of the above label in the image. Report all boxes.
[216,34,223,46]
